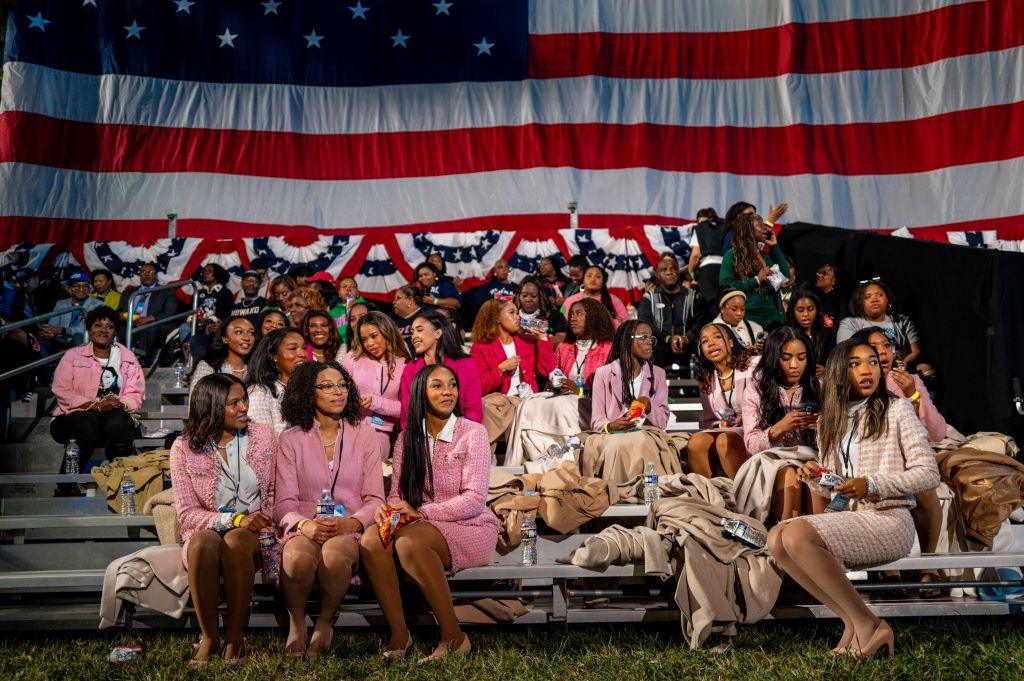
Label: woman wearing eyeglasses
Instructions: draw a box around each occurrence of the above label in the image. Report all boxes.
[275,361,385,657]
[585,320,678,483]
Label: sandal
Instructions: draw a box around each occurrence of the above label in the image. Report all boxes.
[188,638,220,667]
[919,571,943,599]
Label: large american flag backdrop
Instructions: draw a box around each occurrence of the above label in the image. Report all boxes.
[1,0,1023,299]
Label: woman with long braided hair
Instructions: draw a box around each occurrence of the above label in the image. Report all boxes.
[719,212,790,328]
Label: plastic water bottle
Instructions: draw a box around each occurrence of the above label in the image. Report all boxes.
[258,528,279,582]
[315,488,335,519]
[521,512,538,566]
[173,361,186,388]
[689,353,701,381]
[120,473,137,515]
[516,381,533,399]
[63,439,80,475]
[643,461,660,506]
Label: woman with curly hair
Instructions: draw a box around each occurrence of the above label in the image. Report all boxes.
[719,212,790,328]
[302,310,344,363]
[269,275,298,310]
[286,286,327,328]
[560,265,628,325]
[836,278,931,377]
[739,326,824,522]
[246,328,306,436]
[505,298,615,466]
[360,364,497,662]
[342,311,410,453]
[585,319,680,485]
[470,299,555,454]
[689,323,759,479]
[256,308,287,340]
[398,310,482,427]
[274,361,385,658]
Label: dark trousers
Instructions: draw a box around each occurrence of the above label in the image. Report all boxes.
[51,408,138,465]
[695,263,722,319]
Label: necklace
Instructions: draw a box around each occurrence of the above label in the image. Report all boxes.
[322,439,337,448]
[718,370,735,381]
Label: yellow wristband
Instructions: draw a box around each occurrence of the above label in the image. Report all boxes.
[232,513,244,528]
[296,519,308,532]
[764,220,775,228]
[909,391,921,401]
[604,423,610,434]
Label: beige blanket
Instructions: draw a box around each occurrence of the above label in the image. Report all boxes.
[578,427,687,489]
[731,446,818,523]
[99,544,190,629]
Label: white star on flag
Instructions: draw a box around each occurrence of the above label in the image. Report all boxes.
[82,1,97,7]
[304,30,324,48]
[473,37,494,55]
[262,1,282,15]
[348,2,369,20]
[218,29,238,48]
[390,29,410,48]
[173,0,194,14]
[433,1,454,16]
[124,21,146,40]
[27,12,51,31]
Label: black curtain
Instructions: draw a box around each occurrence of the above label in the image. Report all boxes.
[780,223,1024,441]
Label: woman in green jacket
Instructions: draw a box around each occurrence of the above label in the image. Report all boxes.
[719,213,790,328]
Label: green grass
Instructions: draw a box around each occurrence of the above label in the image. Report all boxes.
[1,619,1022,680]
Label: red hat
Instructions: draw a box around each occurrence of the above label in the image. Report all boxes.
[306,272,335,284]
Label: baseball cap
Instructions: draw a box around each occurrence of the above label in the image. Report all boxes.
[241,269,261,280]
[306,272,335,284]
[66,271,92,285]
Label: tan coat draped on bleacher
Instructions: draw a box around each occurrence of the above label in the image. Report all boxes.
[91,450,170,513]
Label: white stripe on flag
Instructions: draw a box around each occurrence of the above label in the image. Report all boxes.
[5,48,1023,134]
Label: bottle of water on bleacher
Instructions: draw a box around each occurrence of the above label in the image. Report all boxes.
[120,472,137,515]
[521,512,538,566]
[643,461,660,506]
[63,439,80,475]
[315,488,335,519]
[173,360,186,389]
[258,528,279,583]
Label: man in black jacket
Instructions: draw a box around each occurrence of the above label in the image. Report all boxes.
[118,263,180,364]
[637,252,706,370]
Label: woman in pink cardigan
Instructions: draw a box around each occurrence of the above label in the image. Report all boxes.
[50,306,144,464]
[342,311,410,453]
[360,364,498,663]
[689,323,760,479]
[854,326,948,596]
[553,298,615,392]
[169,374,278,666]
[586,320,679,483]
[398,310,482,427]
[275,361,386,657]
[470,299,555,453]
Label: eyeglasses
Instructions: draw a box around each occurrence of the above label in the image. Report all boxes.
[315,383,349,393]
[858,276,882,285]
[631,334,657,345]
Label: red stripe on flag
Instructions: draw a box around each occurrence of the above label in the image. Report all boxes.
[4,101,1024,179]
[529,0,1022,80]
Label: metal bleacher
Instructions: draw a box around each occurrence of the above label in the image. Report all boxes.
[1,368,1022,631]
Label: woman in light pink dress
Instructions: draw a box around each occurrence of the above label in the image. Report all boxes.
[360,364,498,663]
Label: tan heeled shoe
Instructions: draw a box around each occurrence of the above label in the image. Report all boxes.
[382,634,413,660]
[852,620,894,658]
[829,628,855,655]
[416,633,471,664]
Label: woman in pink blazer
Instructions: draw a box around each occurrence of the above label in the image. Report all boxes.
[170,374,278,666]
[689,323,760,479]
[275,361,386,657]
[341,311,411,453]
[360,364,498,663]
[553,298,615,393]
[470,299,555,452]
[50,306,145,463]
[398,310,483,427]
[590,320,670,431]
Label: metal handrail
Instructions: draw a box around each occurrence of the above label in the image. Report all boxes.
[0,348,69,384]
[125,280,197,349]
[0,304,78,335]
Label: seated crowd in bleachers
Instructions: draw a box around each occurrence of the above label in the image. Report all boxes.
[2,199,998,662]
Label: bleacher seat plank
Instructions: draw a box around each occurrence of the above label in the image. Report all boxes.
[0,474,95,485]
[0,514,156,530]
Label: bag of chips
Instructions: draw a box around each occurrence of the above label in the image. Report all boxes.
[378,507,423,548]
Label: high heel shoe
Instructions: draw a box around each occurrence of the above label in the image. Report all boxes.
[851,620,894,658]
[416,633,471,664]
[829,628,855,656]
[382,634,413,660]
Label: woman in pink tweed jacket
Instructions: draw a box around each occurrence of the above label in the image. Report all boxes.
[768,339,940,658]
[360,364,498,663]
[169,374,278,666]
[274,361,386,658]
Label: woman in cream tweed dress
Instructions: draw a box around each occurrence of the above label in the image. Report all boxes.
[767,339,939,658]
